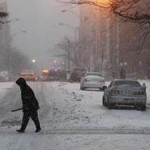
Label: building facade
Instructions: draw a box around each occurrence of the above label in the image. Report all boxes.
[79,2,150,79]
[0,0,11,71]
[79,5,117,77]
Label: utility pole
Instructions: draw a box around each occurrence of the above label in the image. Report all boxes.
[116,16,120,76]
[0,23,2,71]
[105,17,111,77]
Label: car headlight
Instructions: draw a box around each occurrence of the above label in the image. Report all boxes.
[110,90,120,96]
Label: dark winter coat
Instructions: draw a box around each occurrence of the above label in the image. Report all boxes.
[16,78,40,112]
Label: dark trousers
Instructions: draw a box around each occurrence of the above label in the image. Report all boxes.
[20,110,41,131]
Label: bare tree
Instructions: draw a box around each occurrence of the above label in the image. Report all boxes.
[61,0,150,50]
[56,37,79,69]
[56,36,98,70]
[59,0,150,78]
[63,0,150,24]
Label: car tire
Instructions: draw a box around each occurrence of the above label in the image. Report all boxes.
[140,104,146,111]
[102,97,107,106]
[102,86,107,91]
[80,87,85,90]
[107,100,113,109]
[107,103,112,109]
[99,88,102,91]
[135,104,146,111]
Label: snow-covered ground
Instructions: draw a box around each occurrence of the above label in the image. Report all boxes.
[0,80,150,150]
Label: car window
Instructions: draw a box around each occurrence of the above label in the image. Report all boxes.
[85,73,102,77]
[108,81,113,87]
[113,80,141,87]
[86,75,102,79]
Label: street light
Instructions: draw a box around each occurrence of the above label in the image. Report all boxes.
[32,59,36,63]
[32,59,39,73]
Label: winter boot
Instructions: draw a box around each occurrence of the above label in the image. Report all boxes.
[16,129,25,133]
[35,127,41,133]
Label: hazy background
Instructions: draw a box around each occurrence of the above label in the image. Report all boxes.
[7,0,79,69]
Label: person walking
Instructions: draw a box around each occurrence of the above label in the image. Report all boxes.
[16,78,41,133]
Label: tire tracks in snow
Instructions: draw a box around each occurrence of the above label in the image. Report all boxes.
[42,127,150,135]
[32,82,51,120]
[1,127,150,135]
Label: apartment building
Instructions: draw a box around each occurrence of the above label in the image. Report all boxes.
[79,4,118,77]
[0,0,11,71]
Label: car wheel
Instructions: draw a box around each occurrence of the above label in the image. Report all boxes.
[140,104,146,111]
[80,87,85,90]
[107,99,113,109]
[102,86,107,91]
[135,104,146,111]
[102,97,107,106]
[99,88,102,91]
[107,103,112,109]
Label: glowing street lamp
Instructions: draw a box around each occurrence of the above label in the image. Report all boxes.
[32,59,36,63]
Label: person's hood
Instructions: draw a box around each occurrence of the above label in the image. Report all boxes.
[16,78,27,86]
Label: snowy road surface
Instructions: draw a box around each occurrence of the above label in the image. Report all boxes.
[0,81,150,150]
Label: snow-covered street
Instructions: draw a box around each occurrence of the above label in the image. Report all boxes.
[0,81,150,150]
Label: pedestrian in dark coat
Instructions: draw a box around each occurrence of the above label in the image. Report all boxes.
[16,78,41,133]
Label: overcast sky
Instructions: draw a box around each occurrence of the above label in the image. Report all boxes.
[7,0,79,69]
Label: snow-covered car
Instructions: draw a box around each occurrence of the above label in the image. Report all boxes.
[102,79,147,110]
[80,72,106,91]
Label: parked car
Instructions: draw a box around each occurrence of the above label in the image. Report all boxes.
[80,72,106,91]
[70,68,86,82]
[19,70,38,81]
[102,79,147,110]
